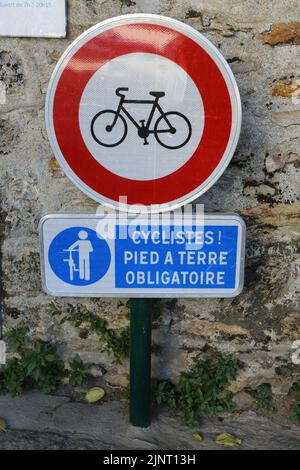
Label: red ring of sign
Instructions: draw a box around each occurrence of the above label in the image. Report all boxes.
[53,23,232,206]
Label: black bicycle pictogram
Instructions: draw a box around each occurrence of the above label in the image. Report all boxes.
[90,88,192,149]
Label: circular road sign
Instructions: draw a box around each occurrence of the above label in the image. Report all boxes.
[46,14,241,213]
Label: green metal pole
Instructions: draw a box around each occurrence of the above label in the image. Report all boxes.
[130,298,152,427]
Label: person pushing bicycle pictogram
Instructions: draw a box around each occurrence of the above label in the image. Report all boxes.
[64,230,94,281]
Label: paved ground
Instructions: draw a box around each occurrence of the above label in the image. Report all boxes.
[0,391,299,450]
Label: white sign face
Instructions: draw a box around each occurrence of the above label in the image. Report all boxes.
[79,52,205,181]
[0,0,66,38]
[39,214,245,298]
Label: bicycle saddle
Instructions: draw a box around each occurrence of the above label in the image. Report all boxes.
[149,91,165,98]
[116,87,129,96]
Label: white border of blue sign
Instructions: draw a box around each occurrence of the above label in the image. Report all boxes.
[39,213,246,298]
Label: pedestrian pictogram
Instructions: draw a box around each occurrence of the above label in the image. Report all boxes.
[45,14,241,212]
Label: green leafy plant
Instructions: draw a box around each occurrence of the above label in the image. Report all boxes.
[68,354,90,387]
[293,403,300,423]
[290,381,300,423]
[0,326,90,396]
[252,383,277,413]
[49,302,130,363]
[290,381,300,401]
[152,356,240,427]
[0,357,27,396]
[5,326,29,353]
[48,302,161,363]
[21,342,66,394]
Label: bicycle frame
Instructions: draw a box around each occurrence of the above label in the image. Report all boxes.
[111,96,174,133]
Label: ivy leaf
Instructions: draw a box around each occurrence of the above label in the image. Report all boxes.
[193,432,203,442]
[215,432,242,447]
[85,387,105,404]
[45,355,56,362]
[0,417,7,432]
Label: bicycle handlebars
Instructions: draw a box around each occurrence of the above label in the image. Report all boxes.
[116,87,129,97]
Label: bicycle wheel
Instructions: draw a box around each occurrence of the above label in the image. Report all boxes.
[154,112,192,150]
[91,110,127,147]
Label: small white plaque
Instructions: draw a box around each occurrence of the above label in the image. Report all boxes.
[0,0,66,38]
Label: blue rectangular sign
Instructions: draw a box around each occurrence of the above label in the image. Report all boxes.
[40,214,245,298]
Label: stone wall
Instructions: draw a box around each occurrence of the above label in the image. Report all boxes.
[0,1,299,402]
